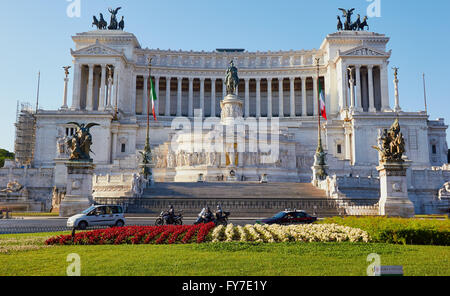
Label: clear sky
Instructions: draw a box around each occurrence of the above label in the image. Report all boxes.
[0,0,449,152]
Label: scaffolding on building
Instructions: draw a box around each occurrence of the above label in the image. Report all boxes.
[14,102,36,167]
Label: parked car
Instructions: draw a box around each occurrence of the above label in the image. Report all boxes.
[67,205,126,230]
[256,210,317,225]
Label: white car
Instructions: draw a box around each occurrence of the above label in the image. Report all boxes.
[67,205,126,230]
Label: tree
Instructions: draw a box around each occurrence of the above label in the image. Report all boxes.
[0,149,14,168]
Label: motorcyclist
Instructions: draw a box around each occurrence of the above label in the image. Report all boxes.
[204,206,214,223]
[196,208,206,224]
[215,205,223,220]
[164,205,175,224]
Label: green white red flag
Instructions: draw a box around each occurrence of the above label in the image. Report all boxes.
[149,78,158,121]
[319,80,327,121]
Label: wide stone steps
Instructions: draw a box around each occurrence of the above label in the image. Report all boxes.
[125,182,340,218]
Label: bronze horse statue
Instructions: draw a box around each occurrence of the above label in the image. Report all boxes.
[337,16,343,31]
[108,7,122,30]
[92,13,107,30]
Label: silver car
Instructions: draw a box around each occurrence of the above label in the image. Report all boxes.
[67,205,126,230]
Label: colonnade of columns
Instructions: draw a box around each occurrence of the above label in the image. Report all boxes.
[344,63,390,113]
[134,75,324,118]
[70,63,117,111]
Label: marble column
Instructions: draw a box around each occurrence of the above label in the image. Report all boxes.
[301,77,307,116]
[113,65,119,110]
[131,73,137,115]
[211,78,216,117]
[177,77,182,116]
[71,63,81,110]
[165,77,171,116]
[256,78,261,118]
[155,76,160,115]
[278,78,284,118]
[290,77,295,117]
[244,78,250,118]
[348,67,355,111]
[355,65,362,112]
[99,65,106,111]
[267,78,272,118]
[61,75,69,110]
[313,76,318,116]
[86,64,94,111]
[142,75,149,115]
[106,68,113,110]
[200,78,205,116]
[188,78,194,117]
[380,63,391,112]
[368,65,376,112]
[393,71,401,112]
[342,63,348,110]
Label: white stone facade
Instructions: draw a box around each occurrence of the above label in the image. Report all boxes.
[1,29,449,214]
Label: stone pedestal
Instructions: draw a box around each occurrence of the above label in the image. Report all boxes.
[221,94,243,125]
[377,162,415,218]
[60,161,95,217]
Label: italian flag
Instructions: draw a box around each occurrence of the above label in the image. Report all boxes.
[319,79,327,121]
[149,77,158,121]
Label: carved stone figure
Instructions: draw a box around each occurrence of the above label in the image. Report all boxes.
[66,122,100,161]
[438,182,450,200]
[373,119,406,163]
[225,60,239,95]
[51,187,66,212]
[1,180,23,193]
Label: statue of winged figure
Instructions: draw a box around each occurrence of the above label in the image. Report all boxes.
[225,60,239,95]
[63,66,71,78]
[66,122,100,161]
[338,8,355,30]
[108,7,122,30]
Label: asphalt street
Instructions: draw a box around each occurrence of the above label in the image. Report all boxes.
[0,217,259,234]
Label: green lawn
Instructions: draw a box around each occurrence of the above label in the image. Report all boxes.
[0,232,449,276]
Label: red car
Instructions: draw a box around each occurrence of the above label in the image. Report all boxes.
[257,210,317,225]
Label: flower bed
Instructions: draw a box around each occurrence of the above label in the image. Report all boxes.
[45,223,369,246]
[321,217,450,246]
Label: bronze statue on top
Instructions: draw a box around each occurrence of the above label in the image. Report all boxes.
[373,119,406,163]
[92,8,123,31]
[225,60,239,95]
[338,8,369,31]
[66,122,100,161]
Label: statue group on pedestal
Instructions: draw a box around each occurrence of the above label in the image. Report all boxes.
[92,7,125,31]
[373,119,406,163]
[66,122,99,161]
[337,8,369,31]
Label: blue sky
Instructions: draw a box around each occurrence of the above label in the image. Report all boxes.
[0,0,449,152]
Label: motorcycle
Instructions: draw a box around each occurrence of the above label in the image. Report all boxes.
[155,210,183,225]
[194,209,230,226]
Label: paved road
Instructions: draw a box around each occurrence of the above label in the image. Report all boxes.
[0,217,259,234]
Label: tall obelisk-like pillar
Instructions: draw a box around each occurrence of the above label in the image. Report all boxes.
[393,67,402,112]
[61,66,70,110]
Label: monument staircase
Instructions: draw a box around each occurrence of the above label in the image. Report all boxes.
[113,182,342,218]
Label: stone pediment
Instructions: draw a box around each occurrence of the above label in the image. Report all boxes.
[340,46,390,57]
[71,41,123,57]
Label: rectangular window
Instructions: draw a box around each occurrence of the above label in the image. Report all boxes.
[337,144,342,154]
[121,143,126,153]
[432,145,437,154]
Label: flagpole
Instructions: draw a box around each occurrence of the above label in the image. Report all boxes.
[423,73,428,115]
[315,58,321,149]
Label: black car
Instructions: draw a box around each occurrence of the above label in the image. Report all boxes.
[256,211,317,225]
